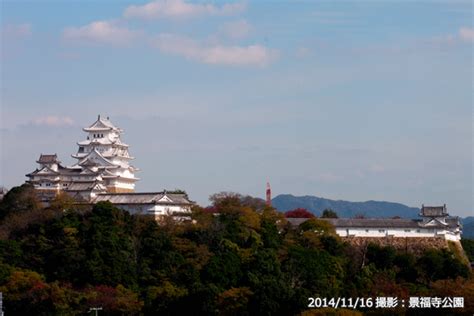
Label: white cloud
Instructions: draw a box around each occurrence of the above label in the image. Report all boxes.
[1,23,32,38]
[62,20,140,45]
[219,19,251,39]
[318,172,344,183]
[295,46,311,58]
[152,33,277,66]
[32,116,74,127]
[459,27,474,42]
[124,0,245,20]
[369,164,385,173]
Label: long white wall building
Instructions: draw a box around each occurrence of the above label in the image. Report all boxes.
[287,205,462,241]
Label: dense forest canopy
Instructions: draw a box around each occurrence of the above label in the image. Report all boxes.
[0,186,472,315]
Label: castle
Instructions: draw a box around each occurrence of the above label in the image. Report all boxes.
[26,116,193,219]
[288,204,462,241]
[24,116,463,235]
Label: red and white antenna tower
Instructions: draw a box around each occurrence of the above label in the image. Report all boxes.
[266,182,272,206]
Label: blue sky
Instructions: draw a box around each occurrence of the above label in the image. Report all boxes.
[1,0,472,216]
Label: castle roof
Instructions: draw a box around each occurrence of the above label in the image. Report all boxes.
[93,192,194,205]
[286,217,460,229]
[83,115,122,132]
[65,181,107,192]
[78,149,118,168]
[420,205,448,217]
[26,165,60,176]
[77,138,129,147]
[36,154,60,164]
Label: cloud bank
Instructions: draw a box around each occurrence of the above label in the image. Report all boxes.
[152,33,277,66]
[459,27,474,42]
[32,116,74,127]
[124,0,245,20]
[1,23,32,38]
[63,20,140,45]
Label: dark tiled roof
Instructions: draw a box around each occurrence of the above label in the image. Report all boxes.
[420,205,447,217]
[26,166,60,176]
[65,182,105,192]
[37,154,60,164]
[286,217,460,229]
[93,192,194,205]
[326,218,421,228]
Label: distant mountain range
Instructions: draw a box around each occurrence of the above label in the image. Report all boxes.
[272,194,473,239]
[272,194,420,218]
[461,217,474,239]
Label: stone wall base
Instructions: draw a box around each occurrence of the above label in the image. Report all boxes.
[342,236,451,256]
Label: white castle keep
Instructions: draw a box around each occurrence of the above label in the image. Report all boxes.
[27,115,139,200]
[26,116,193,219]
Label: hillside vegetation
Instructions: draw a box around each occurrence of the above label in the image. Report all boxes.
[0,186,472,315]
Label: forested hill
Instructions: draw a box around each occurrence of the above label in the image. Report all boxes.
[272,194,420,218]
[0,186,472,314]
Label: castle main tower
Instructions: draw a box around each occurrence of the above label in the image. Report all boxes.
[71,115,139,193]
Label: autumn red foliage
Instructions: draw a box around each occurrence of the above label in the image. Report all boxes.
[284,208,315,218]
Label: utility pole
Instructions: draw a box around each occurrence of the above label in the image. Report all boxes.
[89,307,103,316]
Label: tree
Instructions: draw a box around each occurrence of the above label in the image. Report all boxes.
[0,270,50,314]
[461,238,474,262]
[284,208,315,218]
[299,218,335,235]
[0,183,41,221]
[366,244,396,270]
[217,287,253,316]
[418,249,470,281]
[1,188,473,315]
[49,192,76,212]
[83,284,143,315]
[321,209,338,218]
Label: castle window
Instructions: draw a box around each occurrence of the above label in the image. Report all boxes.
[63,183,67,187]
[404,229,411,232]
[378,229,385,233]
[365,229,369,232]
[416,229,420,233]
[46,183,51,187]
[78,147,84,153]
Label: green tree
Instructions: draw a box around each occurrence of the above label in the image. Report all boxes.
[0,184,41,220]
[321,208,338,218]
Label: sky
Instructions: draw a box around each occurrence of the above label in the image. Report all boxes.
[1,0,472,216]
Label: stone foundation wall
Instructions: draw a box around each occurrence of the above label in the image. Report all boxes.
[342,236,452,256]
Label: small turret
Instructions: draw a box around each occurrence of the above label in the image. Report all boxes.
[36,154,61,171]
[420,204,449,226]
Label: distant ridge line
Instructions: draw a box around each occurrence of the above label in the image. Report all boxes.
[271,194,420,219]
